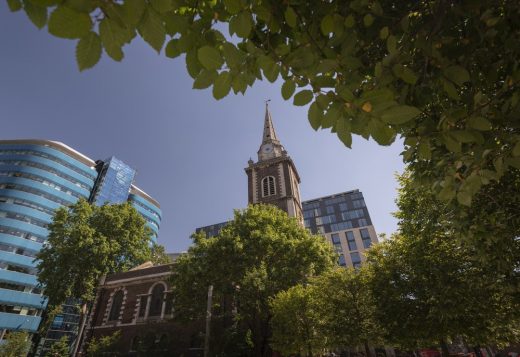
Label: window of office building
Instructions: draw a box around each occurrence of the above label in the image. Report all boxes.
[326,205,335,214]
[360,228,372,249]
[352,199,366,208]
[338,254,346,266]
[358,218,368,226]
[330,221,353,231]
[350,252,362,268]
[346,231,357,251]
[331,233,341,244]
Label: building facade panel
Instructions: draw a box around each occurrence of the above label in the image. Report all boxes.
[0,140,161,352]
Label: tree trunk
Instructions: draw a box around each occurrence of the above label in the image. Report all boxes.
[440,339,450,357]
[72,302,89,356]
[365,341,373,357]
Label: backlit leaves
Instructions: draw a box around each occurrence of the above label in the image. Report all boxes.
[137,7,165,53]
[198,46,223,70]
[76,31,101,71]
[48,6,91,39]
[293,90,313,106]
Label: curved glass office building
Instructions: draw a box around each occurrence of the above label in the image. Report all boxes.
[0,140,161,339]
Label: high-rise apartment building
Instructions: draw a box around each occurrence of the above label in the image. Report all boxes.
[0,140,161,344]
[196,106,379,269]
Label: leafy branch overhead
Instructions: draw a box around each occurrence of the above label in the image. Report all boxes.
[8,0,520,206]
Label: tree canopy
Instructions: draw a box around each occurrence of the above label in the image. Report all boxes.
[0,332,31,357]
[366,172,520,350]
[36,198,163,306]
[171,204,336,356]
[7,0,520,209]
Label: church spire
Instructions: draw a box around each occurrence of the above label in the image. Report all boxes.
[258,102,284,161]
[262,101,279,144]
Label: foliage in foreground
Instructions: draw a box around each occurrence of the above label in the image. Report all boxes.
[8,0,520,210]
[0,332,31,357]
[171,204,336,356]
[36,198,164,307]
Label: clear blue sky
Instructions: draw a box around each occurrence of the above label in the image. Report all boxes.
[0,4,404,252]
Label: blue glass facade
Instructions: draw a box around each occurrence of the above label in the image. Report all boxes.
[0,140,161,344]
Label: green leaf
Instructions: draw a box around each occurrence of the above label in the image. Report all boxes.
[193,69,217,89]
[457,190,472,206]
[450,130,477,143]
[7,0,22,12]
[284,6,297,28]
[223,0,241,14]
[369,119,396,145]
[165,39,182,58]
[293,90,313,106]
[321,14,334,35]
[121,0,146,25]
[222,43,243,68]
[99,18,128,61]
[506,157,520,169]
[232,74,248,94]
[308,102,322,131]
[442,79,460,100]
[441,133,461,153]
[281,80,296,100]
[137,7,166,53]
[48,6,92,39]
[512,141,520,157]
[23,0,47,29]
[380,105,421,125]
[418,140,431,160]
[76,32,102,71]
[150,0,173,14]
[65,0,92,13]
[400,67,417,85]
[234,11,253,38]
[386,35,397,54]
[322,105,341,129]
[344,14,355,28]
[197,46,223,70]
[444,66,470,86]
[379,26,389,39]
[213,71,231,99]
[185,50,202,79]
[467,116,492,131]
[363,14,374,27]
[258,55,279,82]
[437,184,455,201]
[337,118,352,148]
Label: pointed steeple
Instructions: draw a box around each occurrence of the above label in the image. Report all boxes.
[262,101,280,144]
[258,102,285,161]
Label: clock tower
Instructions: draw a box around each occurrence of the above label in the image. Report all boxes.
[245,103,303,223]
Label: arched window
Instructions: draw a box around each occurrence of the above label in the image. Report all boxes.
[261,176,276,197]
[148,283,165,317]
[108,290,124,321]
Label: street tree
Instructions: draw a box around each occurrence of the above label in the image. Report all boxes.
[0,331,31,357]
[36,198,161,306]
[7,0,520,209]
[270,267,383,356]
[171,204,336,357]
[366,173,520,353]
[44,335,70,357]
[313,268,383,357]
[36,199,166,354]
[270,284,326,356]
